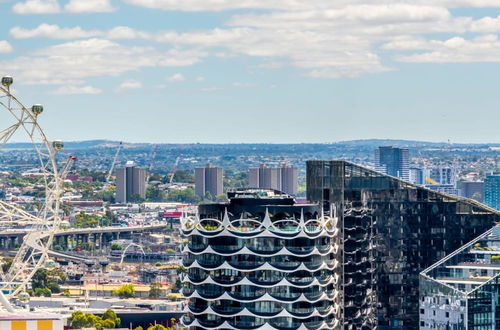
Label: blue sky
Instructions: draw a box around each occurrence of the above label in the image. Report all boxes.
[1,0,500,143]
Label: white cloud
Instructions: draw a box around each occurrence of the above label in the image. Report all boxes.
[396,35,500,63]
[12,0,60,14]
[52,85,102,94]
[195,76,205,82]
[106,26,150,39]
[9,1,500,79]
[166,73,185,82]
[64,0,115,13]
[0,41,13,53]
[122,0,500,12]
[116,79,142,91]
[0,38,205,85]
[10,24,99,39]
[470,15,500,33]
[12,0,115,14]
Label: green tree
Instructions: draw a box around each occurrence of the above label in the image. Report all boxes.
[102,308,120,327]
[74,211,100,228]
[68,309,119,329]
[113,284,135,298]
[2,258,12,273]
[147,325,167,330]
[134,327,144,330]
[149,282,162,299]
[165,188,200,203]
[171,170,194,183]
[95,190,116,203]
[129,193,145,203]
[111,243,123,251]
[146,185,166,202]
[34,287,52,297]
[32,268,66,293]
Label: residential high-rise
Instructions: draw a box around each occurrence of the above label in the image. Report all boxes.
[115,161,147,203]
[180,188,341,329]
[306,160,499,329]
[458,180,484,202]
[374,146,409,181]
[485,175,500,210]
[409,167,424,185]
[194,163,223,198]
[424,167,456,186]
[248,164,298,195]
[420,225,500,329]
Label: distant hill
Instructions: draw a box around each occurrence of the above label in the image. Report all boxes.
[4,139,499,149]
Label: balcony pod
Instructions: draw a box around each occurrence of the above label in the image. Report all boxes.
[195,283,225,299]
[247,270,284,285]
[228,316,266,330]
[228,285,266,300]
[302,285,324,300]
[210,268,244,285]
[268,285,302,301]
[211,300,244,315]
[269,317,301,329]
[187,268,209,282]
[285,237,316,255]
[269,255,302,270]
[285,301,315,316]
[302,255,324,269]
[247,301,285,316]
[246,237,284,254]
[208,235,244,253]
[188,235,208,252]
[195,253,225,268]
[196,314,225,329]
[228,255,265,270]
[287,270,315,285]
[187,297,208,313]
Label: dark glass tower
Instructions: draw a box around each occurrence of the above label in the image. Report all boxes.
[374,146,409,182]
[180,188,341,329]
[306,160,500,330]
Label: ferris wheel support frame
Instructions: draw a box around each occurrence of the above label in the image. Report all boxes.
[0,76,65,311]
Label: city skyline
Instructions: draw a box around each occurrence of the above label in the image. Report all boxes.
[1,1,500,143]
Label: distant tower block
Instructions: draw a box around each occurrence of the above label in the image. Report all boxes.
[248,163,298,195]
[195,163,223,198]
[116,161,147,203]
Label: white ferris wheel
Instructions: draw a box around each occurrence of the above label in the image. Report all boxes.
[0,76,68,311]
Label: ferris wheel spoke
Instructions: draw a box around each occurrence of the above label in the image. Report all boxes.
[0,123,21,147]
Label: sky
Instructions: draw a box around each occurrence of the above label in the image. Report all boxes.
[1,0,500,143]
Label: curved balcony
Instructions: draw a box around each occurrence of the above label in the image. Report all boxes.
[228,316,266,329]
[247,270,285,285]
[228,285,267,300]
[269,317,301,329]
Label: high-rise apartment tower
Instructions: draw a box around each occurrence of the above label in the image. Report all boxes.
[248,164,298,195]
[374,146,410,181]
[115,161,147,204]
[194,163,223,198]
[306,160,499,329]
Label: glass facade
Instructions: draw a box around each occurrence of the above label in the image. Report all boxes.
[306,160,500,330]
[420,226,500,329]
[180,189,342,329]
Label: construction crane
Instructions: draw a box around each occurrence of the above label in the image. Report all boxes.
[61,155,77,179]
[106,142,122,183]
[169,154,181,184]
[147,145,158,181]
